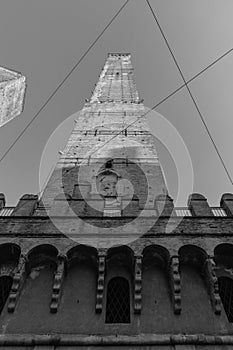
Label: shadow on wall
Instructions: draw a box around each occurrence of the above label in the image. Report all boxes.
[0,242,231,334]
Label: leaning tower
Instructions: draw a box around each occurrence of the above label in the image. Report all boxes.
[0,53,233,349]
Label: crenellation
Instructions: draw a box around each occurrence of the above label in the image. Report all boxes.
[0,194,5,210]
[220,193,233,217]
[12,194,38,216]
[188,193,214,216]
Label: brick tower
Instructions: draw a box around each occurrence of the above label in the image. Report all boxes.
[0,54,233,349]
[36,53,168,220]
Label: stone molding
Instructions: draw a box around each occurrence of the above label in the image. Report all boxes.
[169,255,181,314]
[134,254,142,314]
[1,334,233,346]
[50,254,66,313]
[95,250,106,313]
[204,256,221,315]
[8,254,27,313]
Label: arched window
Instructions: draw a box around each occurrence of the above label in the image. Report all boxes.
[105,277,130,323]
[218,277,233,322]
[0,276,13,314]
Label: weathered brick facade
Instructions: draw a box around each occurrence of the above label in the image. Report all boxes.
[0,54,233,349]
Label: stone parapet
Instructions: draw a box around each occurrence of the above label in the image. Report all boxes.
[188,193,213,216]
[220,193,233,217]
[0,193,5,210]
[12,194,38,216]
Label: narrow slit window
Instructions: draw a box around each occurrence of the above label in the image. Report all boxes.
[0,276,13,314]
[218,276,233,322]
[105,277,130,323]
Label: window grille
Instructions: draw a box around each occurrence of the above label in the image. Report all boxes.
[175,208,192,216]
[0,276,13,314]
[211,208,227,217]
[0,207,14,216]
[218,277,233,322]
[105,277,130,323]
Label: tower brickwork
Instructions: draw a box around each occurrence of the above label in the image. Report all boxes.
[35,53,167,218]
[0,54,232,349]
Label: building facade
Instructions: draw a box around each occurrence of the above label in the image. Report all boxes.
[0,53,233,349]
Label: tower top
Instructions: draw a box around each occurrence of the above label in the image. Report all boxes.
[107,52,131,57]
[90,52,139,104]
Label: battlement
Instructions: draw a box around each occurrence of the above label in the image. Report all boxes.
[1,192,233,217]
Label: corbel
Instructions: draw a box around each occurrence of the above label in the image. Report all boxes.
[96,251,106,313]
[50,254,66,313]
[134,254,142,314]
[8,254,28,313]
[169,255,181,314]
[204,256,221,315]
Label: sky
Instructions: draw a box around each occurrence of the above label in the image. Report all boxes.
[0,0,233,207]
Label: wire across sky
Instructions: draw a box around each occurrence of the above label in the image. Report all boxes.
[0,0,232,193]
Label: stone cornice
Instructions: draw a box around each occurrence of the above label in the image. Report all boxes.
[1,334,233,346]
[0,216,233,237]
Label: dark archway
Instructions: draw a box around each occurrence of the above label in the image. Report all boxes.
[0,243,20,266]
[8,244,58,332]
[178,245,215,332]
[0,244,20,316]
[67,244,97,269]
[141,245,171,332]
[107,245,134,276]
[56,245,98,333]
[214,243,233,268]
